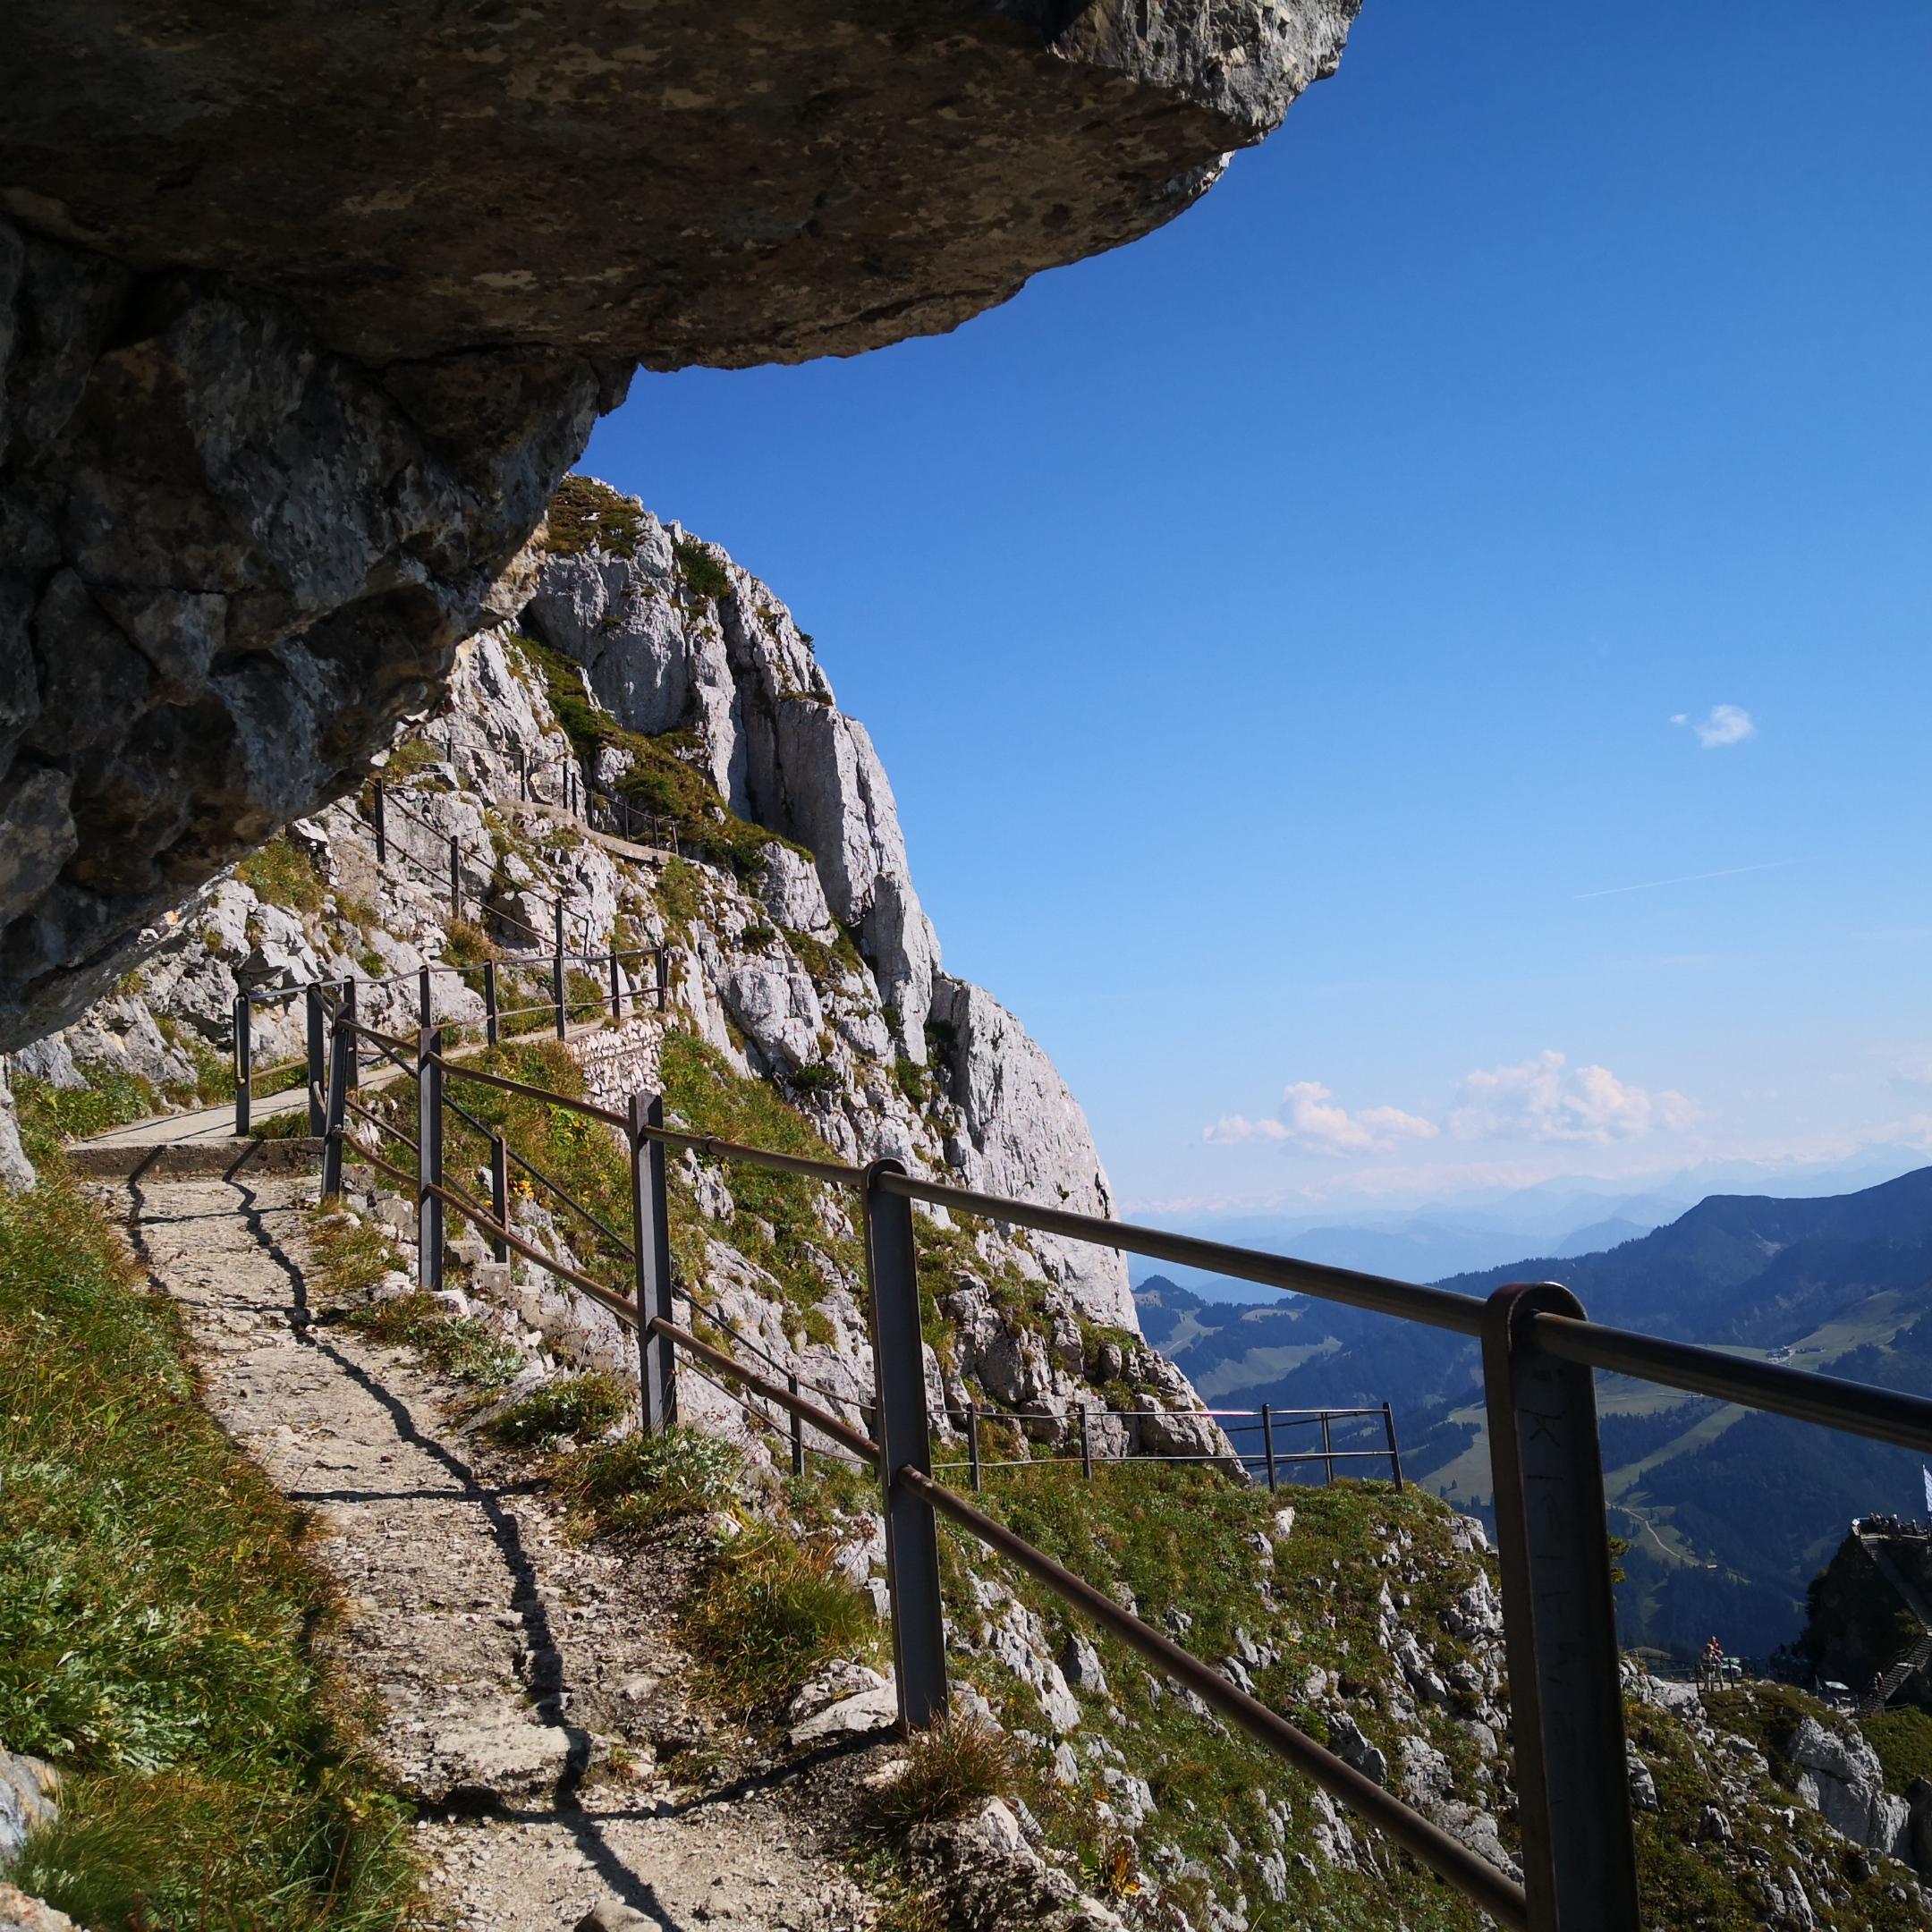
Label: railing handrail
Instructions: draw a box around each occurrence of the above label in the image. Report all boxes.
[315,1004,1932,1932]
[241,946,654,1013]
[328,1022,1932,1478]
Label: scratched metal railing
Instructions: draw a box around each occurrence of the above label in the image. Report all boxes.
[309,1011,1932,1932]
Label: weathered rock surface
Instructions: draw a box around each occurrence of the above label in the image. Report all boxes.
[2,3,1360,369]
[0,217,621,1047]
[0,1884,79,1932]
[0,4,1360,1048]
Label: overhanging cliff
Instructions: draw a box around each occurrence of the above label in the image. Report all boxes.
[0,0,1360,1048]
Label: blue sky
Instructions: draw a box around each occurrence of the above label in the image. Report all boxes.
[583,0,1932,1218]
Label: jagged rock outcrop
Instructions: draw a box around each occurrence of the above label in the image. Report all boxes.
[518,496,1137,1326]
[0,3,1360,1050]
[521,515,941,1058]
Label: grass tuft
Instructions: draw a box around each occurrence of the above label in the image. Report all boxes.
[0,1175,414,1932]
[679,1528,878,1713]
[484,1373,632,1452]
[552,1424,741,1538]
[862,1716,1021,1835]
[343,1293,523,1391]
[543,474,644,559]
[11,1065,160,1165]
[236,835,326,916]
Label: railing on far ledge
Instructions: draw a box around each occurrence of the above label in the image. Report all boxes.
[939,1400,1402,1490]
[234,946,667,1137]
[311,1006,1932,1932]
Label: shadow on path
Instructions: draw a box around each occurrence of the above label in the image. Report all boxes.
[125,1166,682,1928]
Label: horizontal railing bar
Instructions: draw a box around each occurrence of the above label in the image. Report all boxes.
[1532,1312,1932,1457]
[423,1178,639,1324]
[673,1131,860,1188]
[899,1464,1527,1928]
[647,1314,881,1465]
[358,1145,418,1197]
[877,1171,1486,1338]
[929,1452,1397,1471]
[343,1019,420,1059]
[970,1406,1385,1425]
[423,1054,631,1129]
[497,1141,633,1257]
[671,1284,873,1412]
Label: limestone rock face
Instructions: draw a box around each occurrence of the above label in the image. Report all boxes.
[2,2,1360,370]
[929,974,1134,1327]
[1786,1715,1911,1859]
[522,529,940,1052]
[0,217,621,1047]
[520,513,1130,1326]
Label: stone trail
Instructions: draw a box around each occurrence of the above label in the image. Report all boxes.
[106,1166,879,1932]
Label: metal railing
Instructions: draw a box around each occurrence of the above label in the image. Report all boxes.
[937,1401,1402,1489]
[513,747,680,855]
[233,947,666,1136]
[308,1012,1932,1932]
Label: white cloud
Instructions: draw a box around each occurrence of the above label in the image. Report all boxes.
[1202,1114,1289,1146]
[1204,1082,1437,1157]
[1673,702,1755,748]
[1449,1050,1697,1145]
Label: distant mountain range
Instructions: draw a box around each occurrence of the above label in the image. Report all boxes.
[1137,1164,1932,1659]
[1146,1144,1930,1301]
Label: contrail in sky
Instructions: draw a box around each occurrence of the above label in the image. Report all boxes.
[1572,860,1785,902]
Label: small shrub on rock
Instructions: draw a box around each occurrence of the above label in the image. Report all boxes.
[555,1424,741,1538]
[485,1373,631,1452]
[862,1714,1021,1835]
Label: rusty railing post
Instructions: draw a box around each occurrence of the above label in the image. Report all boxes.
[609,948,621,1021]
[233,993,251,1137]
[863,1159,947,1730]
[1383,1401,1404,1491]
[372,778,386,864]
[483,959,499,1047]
[631,1092,675,1431]
[968,1402,982,1492]
[448,835,461,918]
[1483,1281,1639,1932]
[789,1372,806,1477]
[1261,1402,1277,1492]
[417,1025,444,1295]
[1079,1403,1094,1479]
[304,984,326,1135]
[338,977,359,1092]
[321,1013,349,1199]
[488,1134,510,1264]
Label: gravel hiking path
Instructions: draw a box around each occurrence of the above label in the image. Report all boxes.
[103,1166,882,1932]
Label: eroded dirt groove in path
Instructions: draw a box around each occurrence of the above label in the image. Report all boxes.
[109,1169,877,1932]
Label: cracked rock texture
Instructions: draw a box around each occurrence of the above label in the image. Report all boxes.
[0,218,621,1047]
[0,1,1359,1049]
[3,3,1360,369]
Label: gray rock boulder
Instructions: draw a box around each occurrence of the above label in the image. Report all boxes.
[1785,1715,1911,1857]
[0,1075,33,1192]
